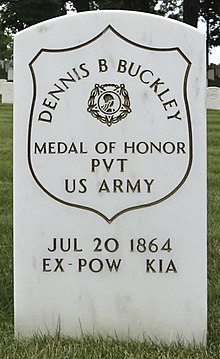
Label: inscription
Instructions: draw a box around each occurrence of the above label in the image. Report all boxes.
[29,31,192,222]
[33,139,186,198]
[97,178,154,194]
[34,141,186,155]
[42,236,177,274]
[37,58,182,123]
[116,59,181,120]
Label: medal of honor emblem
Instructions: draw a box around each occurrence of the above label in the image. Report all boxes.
[87,83,131,126]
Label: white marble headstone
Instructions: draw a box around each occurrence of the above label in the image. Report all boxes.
[0,79,7,95]
[207,87,220,110]
[208,68,215,81]
[14,11,207,343]
[7,67,13,82]
[2,82,13,103]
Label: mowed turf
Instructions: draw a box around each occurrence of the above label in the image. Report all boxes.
[0,103,219,358]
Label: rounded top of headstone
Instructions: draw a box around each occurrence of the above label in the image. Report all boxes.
[15,10,205,39]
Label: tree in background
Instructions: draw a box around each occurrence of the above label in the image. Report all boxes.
[199,0,220,65]
[0,0,219,59]
[200,0,220,47]
[0,16,12,60]
[0,29,12,60]
[183,0,199,27]
[156,0,181,18]
[0,0,68,33]
[94,0,157,12]
[74,0,89,11]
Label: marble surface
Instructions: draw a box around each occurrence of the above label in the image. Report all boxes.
[0,79,7,95]
[14,11,207,343]
[7,67,13,82]
[2,82,13,103]
[207,87,220,110]
[207,69,215,81]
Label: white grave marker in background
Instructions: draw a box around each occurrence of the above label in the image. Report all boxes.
[208,68,215,81]
[0,79,7,96]
[2,82,13,103]
[7,67,13,82]
[14,11,207,343]
[207,87,220,110]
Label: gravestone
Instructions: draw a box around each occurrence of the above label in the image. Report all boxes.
[2,82,13,103]
[7,66,13,82]
[207,87,220,110]
[4,59,9,72]
[0,79,7,95]
[208,68,215,81]
[14,11,207,343]
[7,58,13,81]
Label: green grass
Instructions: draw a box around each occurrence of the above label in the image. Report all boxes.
[0,104,220,358]
[207,110,220,355]
[0,103,13,334]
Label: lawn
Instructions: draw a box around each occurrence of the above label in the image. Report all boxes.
[0,103,219,358]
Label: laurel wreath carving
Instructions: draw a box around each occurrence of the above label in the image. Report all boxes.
[87,84,131,127]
